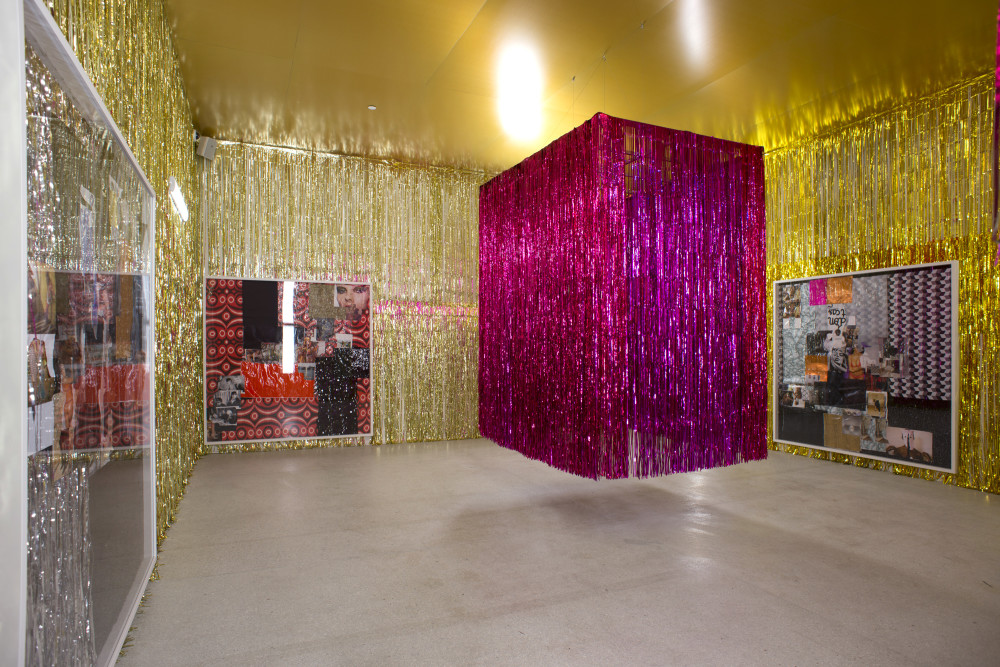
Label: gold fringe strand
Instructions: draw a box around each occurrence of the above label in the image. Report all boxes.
[765,72,1000,493]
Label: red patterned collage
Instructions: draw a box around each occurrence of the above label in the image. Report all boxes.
[26,265,151,455]
[205,278,371,443]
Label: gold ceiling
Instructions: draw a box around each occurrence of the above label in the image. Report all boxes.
[164,0,996,171]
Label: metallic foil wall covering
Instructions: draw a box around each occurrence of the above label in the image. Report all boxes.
[25,459,94,666]
[765,72,1000,494]
[994,5,1000,256]
[201,142,486,448]
[42,0,204,538]
[25,52,147,274]
[480,113,768,479]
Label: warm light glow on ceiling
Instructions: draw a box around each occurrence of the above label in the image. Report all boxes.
[164,0,994,167]
[680,0,708,68]
[497,43,543,142]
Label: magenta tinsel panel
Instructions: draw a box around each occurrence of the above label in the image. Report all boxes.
[479,113,767,479]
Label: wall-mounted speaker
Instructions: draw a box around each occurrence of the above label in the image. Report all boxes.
[196,136,217,161]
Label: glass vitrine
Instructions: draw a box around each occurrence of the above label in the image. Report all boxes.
[18,1,157,663]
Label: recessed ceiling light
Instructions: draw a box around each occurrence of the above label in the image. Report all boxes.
[368,105,377,111]
[497,43,542,141]
[681,0,707,67]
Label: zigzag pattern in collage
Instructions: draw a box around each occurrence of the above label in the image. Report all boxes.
[888,267,951,400]
[206,279,244,386]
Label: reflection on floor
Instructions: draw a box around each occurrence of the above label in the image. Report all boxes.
[118,440,1000,665]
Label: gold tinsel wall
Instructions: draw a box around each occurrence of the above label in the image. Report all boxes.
[43,0,203,539]
[765,72,1000,494]
[202,142,487,450]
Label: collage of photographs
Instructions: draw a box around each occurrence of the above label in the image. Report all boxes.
[205,279,372,443]
[775,265,954,470]
[26,262,151,457]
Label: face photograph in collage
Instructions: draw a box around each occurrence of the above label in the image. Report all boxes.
[205,278,372,444]
[774,263,956,471]
[208,374,245,436]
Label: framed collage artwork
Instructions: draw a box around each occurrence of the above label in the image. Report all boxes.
[773,262,958,472]
[204,277,372,444]
[28,265,152,458]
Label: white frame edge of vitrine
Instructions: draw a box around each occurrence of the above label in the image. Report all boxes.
[0,0,29,664]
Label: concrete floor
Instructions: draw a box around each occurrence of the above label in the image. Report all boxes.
[118,439,1000,666]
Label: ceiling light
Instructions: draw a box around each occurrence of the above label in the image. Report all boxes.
[497,43,542,142]
[368,105,377,111]
[680,0,708,67]
[167,176,188,221]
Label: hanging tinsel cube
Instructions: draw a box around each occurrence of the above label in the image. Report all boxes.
[479,113,767,479]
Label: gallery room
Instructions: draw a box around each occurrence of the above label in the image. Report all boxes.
[1,0,998,664]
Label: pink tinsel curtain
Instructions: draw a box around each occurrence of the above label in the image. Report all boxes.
[479,113,767,479]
